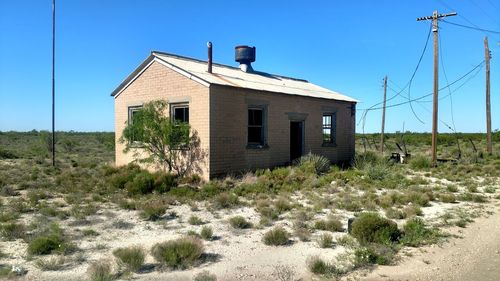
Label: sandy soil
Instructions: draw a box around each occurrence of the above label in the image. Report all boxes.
[350,204,500,281]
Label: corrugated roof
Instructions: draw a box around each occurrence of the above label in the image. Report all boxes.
[112,51,357,103]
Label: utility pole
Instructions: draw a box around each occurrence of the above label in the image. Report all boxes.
[52,0,56,167]
[485,36,492,155]
[417,10,457,167]
[380,75,387,153]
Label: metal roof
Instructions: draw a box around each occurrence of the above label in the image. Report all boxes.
[112,51,358,103]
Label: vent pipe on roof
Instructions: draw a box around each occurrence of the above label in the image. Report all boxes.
[235,45,256,72]
[207,41,213,73]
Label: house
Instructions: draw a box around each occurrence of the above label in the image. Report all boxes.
[111,44,358,180]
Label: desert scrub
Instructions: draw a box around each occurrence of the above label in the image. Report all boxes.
[151,237,204,269]
[112,246,145,273]
[385,208,406,219]
[294,153,331,175]
[354,244,396,266]
[200,226,213,240]
[400,218,441,247]
[27,223,76,255]
[409,154,431,170]
[188,215,204,225]
[139,198,167,221]
[307,255,338,276]
[314,216,343,232]
[351,212,400,245]
[229,216,252,229]
[263,227,290,246]
[439,193,457,203]
[194,271,217,281]
[35,256,66,271]
[318,233,333,248]
[0,222,26,240]
[274,197,292,214]
[212,192,239,209]
[87,259,115,281]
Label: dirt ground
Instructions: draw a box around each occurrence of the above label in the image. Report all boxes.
[350,203,500,281]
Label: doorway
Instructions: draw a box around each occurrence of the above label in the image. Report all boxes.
[290,121,304,162]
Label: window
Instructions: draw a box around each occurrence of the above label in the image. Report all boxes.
[248,108,265,146]
[171,103,189,123]
[128,105,143,143]
[322,113,336,144]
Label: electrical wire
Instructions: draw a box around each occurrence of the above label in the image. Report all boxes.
[357,60,485,111]
[438,32,457,133]
[441,20,500,34]
[357,23,432,126]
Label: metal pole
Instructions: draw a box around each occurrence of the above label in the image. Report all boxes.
[52,0,56,166]
[380,75,387,153]
[485,36,492,155]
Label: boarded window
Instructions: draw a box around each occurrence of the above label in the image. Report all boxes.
[322,113,336,144]
[171,104,189,123]
[248,108,264,145]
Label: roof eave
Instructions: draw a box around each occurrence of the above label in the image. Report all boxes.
[110,54,155,97]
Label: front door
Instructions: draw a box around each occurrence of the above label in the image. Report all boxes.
[290,121,303,162]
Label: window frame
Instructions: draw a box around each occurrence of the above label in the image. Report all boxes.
[247,106,268,148]
[322,112,337,146]
[170,103,189,124]
[127,105,144,146]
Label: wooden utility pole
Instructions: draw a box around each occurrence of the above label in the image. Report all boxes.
[417,10,457,167]
[380,76,387,153]
[485,36,492,155]
[52,0,56,167]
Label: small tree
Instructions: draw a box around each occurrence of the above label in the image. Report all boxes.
[120,100,205,177]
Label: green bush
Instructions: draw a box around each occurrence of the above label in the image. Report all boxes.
[112,246,145,272]
[409,155,431,170]
[153,172,177,193]
[351,213,400,245]
[229,216,252,229]
[125,171,155,196]
[400,218,440,247]
[200,226,213,241]
[263,227,290,246]
[439,193,457,203]
[28,234,64,255]
[151,237,204,269]
[106,164,142,190]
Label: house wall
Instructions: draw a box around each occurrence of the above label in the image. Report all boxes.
[114,61,210,179]
[209,85,355,176]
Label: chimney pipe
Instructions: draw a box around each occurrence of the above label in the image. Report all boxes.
[207,41,213,73]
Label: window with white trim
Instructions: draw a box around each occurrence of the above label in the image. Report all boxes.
[171,103,189,123]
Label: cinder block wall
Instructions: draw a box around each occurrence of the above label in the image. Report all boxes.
[114,61,210,179]
[209,85,355,176]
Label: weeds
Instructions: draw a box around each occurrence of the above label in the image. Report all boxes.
[112,246,145,273]
[151,237,204,269]
[87,260,115,281]
[263,227,290,246]
[200,226,213,241]
[318,233,333,248]
[351,213,400,245]
[229,216,252,229]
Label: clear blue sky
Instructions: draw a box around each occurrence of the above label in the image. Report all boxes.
[0,0,498,133]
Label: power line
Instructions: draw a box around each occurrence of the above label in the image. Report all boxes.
[358,23,432,124]
[358,60,485,111]
[441,20,500,34]
[438,31,457,134]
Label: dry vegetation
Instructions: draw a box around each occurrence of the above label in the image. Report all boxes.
[0,131,499,280]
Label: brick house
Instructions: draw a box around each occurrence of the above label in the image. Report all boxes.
[111,45,358,180]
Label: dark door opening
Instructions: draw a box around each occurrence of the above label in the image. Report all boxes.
[290,121,303,162]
